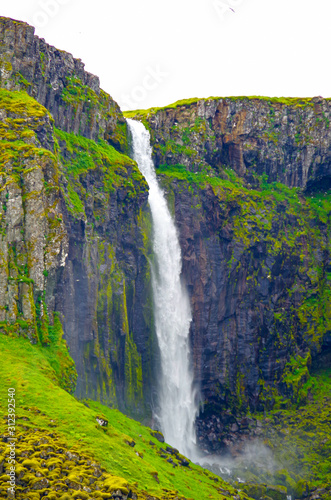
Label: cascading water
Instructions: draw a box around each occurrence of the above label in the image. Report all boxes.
[127,119,199,458]
[127,120,278,485]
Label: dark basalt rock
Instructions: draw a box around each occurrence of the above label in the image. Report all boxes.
[1,17,331,452]
[150,431,165,443]
[0,16,128,152]
[143,96,331,191]
[0,17,156,420]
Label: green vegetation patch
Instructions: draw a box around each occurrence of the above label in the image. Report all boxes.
[55,128,147,219]
[0,88,50,118]
[61,75,98,107]
[0,89,54,152]
[253,367,331,499]
[55,128,135,184]
[0,334,250,500]
[124,95,316,120]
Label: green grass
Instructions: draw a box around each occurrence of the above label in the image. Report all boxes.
[0,333,248,500]
[61,76,98,106]
[0,88,50,118]
[0,89,56,166]
[156,164,246,191]
[56,128,132,175]
[224,367,331,500]
[55,128,146,193]
[124,96,316,119]
[123,98,202,118]
[66,182,86,216]
[306,191,331,224]
[55,128,148,219]
[43,313,77,394]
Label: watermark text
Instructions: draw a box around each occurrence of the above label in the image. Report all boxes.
[213,0,245,21]
[6,388,16,498]
[121,65,169,110]
[33,0,71,28]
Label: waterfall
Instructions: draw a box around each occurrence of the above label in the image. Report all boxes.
[127,118,199,458]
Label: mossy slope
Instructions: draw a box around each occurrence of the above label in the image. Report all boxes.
[0,334,250,500]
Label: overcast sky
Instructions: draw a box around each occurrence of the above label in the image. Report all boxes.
[2,0,330,110]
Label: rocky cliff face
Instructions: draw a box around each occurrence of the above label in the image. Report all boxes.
[129,98,331,451]
[0,16,127,151]
[1,16,331,446]
[135,96,331,191]
[0,17,157,419]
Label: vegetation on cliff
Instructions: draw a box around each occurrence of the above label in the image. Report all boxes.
[124,95,320,121]
[1,15,331,500]
[55,127,147,220]
[151,160,331,412]
[127,99,331,500]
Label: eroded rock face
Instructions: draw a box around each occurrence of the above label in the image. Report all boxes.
[0,16,128,152]
[0,18,156,418]
[171,178,330,417]
[142,97,331,191]
[0,92,68,341]
[141,98,331,430]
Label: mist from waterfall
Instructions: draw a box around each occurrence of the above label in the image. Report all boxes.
[127,118,199,458]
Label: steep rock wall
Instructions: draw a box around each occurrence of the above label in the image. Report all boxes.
[130,98,331,450]
[0,16,127,152]
[133,96,331,191]
[0,18,157,419]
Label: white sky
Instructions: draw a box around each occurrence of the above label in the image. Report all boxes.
[2,0,330,110]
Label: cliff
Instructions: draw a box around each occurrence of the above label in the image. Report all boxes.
[127,97,331,451]
[1,14,331,500]
[127,96,331,190]
[0,17,157,419]
[1,15,330,431]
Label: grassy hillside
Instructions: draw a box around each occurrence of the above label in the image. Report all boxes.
[0,333,250,500]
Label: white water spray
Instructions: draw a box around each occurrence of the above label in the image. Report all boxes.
[127,119,199,458]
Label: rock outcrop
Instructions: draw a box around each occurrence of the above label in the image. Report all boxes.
[130,97,331,440]
[0,16,127,151]
[0,17,156,419]
[137,96,331,191]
